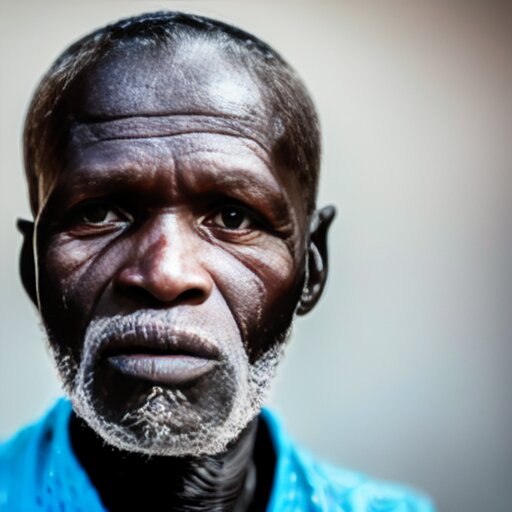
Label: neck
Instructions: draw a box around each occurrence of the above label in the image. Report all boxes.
[70,412,273,512]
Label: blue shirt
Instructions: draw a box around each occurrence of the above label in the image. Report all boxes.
[0,399,434,511]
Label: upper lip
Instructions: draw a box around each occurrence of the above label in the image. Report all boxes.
[99,324,221,360]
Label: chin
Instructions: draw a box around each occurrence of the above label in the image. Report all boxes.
[60,337,286,457]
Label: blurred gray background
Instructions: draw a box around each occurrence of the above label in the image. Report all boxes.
[1,1,511,511]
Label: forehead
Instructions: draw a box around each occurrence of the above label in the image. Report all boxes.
[46,38,307,223]
[65,38,273,127]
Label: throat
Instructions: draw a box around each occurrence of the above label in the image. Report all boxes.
[69,412,275,512]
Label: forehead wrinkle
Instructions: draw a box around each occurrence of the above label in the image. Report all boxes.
[69,113,275,150]
[173,136,273,175]
[52,161,175,208]
[64,134,273,191]
[65,162,164,188]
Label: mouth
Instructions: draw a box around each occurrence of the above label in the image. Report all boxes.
[107,353,217,386]
[100,328,220,386]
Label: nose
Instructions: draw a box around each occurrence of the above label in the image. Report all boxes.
[115,215,213,306]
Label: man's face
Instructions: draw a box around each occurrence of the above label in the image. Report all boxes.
[34,40,309,455]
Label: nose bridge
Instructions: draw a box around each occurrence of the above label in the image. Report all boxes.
[118,211,212,304]
[140,213,187,272]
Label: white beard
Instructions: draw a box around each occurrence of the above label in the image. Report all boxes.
[50,311,290,456]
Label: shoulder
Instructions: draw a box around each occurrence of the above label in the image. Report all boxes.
[0,400,69,509]
[0,401,61,492]
[0,399,104,511]
[294,448,435,512]
[262,409,435,512]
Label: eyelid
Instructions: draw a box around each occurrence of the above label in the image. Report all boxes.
[67,198,134,225]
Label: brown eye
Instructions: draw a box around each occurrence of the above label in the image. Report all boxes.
[212,207,251,230]
[74,202,130,226]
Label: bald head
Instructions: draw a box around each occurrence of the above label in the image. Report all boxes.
[23,11,320,217]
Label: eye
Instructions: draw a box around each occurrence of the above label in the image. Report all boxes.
[69,200,132,227]
[211,206,252,230]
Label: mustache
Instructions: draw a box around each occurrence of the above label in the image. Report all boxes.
[83,311,222,360]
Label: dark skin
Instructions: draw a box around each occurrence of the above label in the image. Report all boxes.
[67,404,276,511]
[19,39,335,511]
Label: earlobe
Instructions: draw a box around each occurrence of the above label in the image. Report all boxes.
[296,205,336,316]
[17,218,38,306]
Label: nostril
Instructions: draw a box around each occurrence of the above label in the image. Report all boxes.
[116,283,163,308]
[175,288,205,305]
[116,280,207,307]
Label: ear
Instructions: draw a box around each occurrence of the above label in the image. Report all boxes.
[296,205,336,316]
[17,218,38,307]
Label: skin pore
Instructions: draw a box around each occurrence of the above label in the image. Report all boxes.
[20,36,334,511]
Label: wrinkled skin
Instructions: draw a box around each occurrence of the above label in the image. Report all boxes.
[20,39,334,510]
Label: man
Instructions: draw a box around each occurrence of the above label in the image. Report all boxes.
[0,12,433,511]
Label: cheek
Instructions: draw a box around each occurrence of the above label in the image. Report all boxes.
[208,238,304,355]
[39,234,123,329]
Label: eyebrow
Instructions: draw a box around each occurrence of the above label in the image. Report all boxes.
[183,166,291,218]
[52,161,293,227]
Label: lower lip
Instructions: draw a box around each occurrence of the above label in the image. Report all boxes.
[107,354,217,385]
